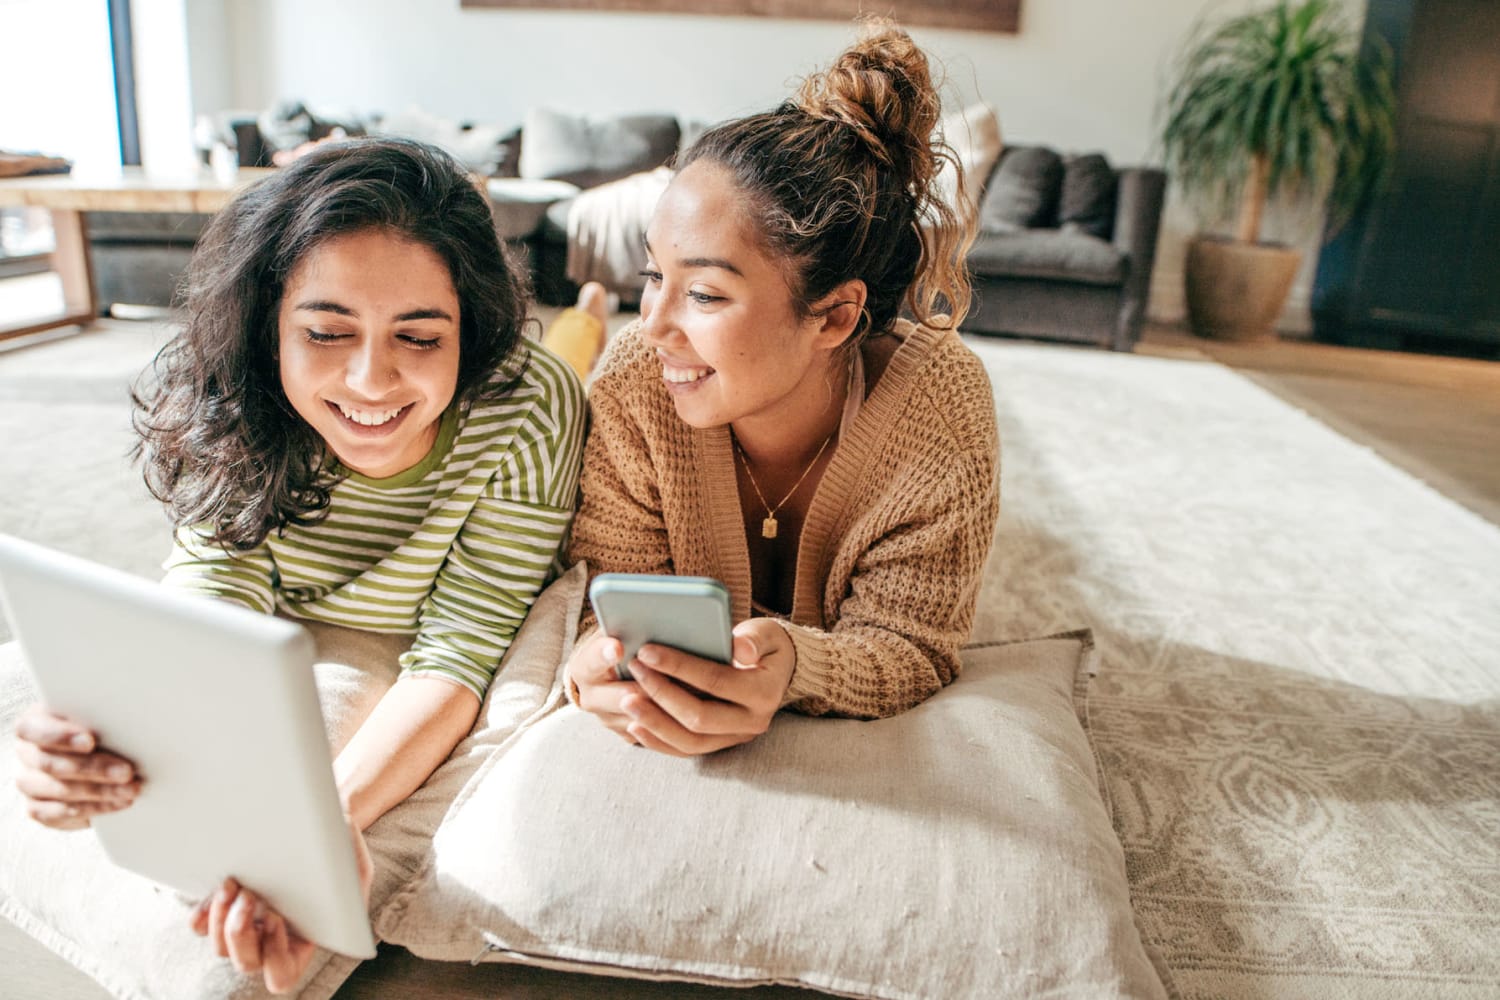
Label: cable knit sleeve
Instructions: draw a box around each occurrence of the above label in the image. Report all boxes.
[566,336,676,636]
[778,337,1001,719]
[779,438,999,718]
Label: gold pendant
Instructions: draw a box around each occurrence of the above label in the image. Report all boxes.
[761,516,779,539]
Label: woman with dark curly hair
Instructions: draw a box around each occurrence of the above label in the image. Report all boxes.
[565,19,1000,755]
[13,137,585,989]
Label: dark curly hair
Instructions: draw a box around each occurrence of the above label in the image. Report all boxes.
[132,137,529,551]
[676,17,975,341]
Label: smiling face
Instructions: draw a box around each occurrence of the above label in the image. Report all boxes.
[639,161,852,447]
[277,227,461,479]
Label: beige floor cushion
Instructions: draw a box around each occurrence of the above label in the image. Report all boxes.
[377,633,1168,999]
[0,563,585,1000]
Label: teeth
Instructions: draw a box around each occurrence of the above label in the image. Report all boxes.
[662,364,712,384]
[338,403,402,426]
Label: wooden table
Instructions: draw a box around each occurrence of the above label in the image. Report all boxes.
[0,167,273,341]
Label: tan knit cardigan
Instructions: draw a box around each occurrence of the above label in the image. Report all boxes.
[567,318,1000,718]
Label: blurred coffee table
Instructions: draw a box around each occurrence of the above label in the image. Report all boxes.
[0,167,272,341]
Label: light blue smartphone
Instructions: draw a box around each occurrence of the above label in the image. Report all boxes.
[588,573,733,681]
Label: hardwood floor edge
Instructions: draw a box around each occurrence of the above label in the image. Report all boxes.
[1239,370,1500,527]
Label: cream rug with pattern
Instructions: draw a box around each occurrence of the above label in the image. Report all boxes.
[963,341,1500,1000]
[2,323,1497,998]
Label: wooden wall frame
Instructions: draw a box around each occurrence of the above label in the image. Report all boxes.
[459,1,1021,34]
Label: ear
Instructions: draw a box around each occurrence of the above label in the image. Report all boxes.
[808,279,868,351]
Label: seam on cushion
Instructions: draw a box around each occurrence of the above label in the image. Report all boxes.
[298,953,361,1000]
[1,892,349,1000]
[474,935,908,999]
[374,567,587,936]
[963,626,1094,655]
[1068,641,1186,1000]
[1,895,147,1000]
[1071,635,1109,808]
[1141,935,1185,1000]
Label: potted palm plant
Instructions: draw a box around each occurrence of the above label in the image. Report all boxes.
[1162,0,1397,341]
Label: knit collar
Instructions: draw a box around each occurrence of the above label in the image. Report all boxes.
[699,319,949,626]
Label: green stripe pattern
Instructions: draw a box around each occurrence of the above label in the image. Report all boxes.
[163,342,585,699]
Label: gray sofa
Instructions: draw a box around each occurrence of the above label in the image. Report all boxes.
[83,125,1165,355]
[485,109,687,307]
[84,108,684,314]
[963,146,1166,352]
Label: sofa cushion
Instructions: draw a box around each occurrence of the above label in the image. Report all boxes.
[934,102,1003,217]
[372,106,513,177]
[979,145,1064,230]
[519,109,680,189]
[491,126,522,179]
[677,117,716,157]
[969,228,1126,285]
[1060,152,1118,239]
[375,635,1168,999]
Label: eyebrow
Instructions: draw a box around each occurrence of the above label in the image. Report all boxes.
[642,239,744,278]
[293,300,455,323]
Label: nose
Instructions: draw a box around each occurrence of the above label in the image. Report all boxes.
[345,338,399,396]
[639,279,658,324]
[637,281,679,350]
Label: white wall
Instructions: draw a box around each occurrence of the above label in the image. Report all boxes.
[184,0,233,119]
[195,0,1366,332]
[131,0,198,176]
[0,0,120,172]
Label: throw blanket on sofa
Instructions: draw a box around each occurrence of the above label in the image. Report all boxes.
[565,166,673,296]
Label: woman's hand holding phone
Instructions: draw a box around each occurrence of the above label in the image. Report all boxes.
[565,631,636,743]
[12,704,140,829]
[567,618,796,756]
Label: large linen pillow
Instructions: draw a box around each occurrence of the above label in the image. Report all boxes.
[519,109,681,189]
[0,563,587,1000]
[376,634,1170,999]
[934,101,1003,217]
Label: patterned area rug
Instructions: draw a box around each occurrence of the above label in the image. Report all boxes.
[963,340,1500,1000]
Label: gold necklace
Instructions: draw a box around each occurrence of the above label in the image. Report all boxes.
[732,431,836,539]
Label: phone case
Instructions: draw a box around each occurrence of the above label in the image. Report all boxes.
[588,573,733,680]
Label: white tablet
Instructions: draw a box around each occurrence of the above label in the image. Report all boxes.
[0,533,376,959]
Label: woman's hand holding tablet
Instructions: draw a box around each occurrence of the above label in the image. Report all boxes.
[12,706,140,829]
[191,825,373,994]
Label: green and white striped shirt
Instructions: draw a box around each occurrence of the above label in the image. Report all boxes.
[163,342,585,700]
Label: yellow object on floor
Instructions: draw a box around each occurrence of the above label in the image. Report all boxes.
[541,307,607,383]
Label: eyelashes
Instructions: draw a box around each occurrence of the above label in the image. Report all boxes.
[302,330,442,349]
[637,269,724,305]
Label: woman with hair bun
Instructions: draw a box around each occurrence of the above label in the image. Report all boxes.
[565,19,1000,755]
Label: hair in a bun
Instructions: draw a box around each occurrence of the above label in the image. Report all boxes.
[677,17,974,337]
[794,22,942,202]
